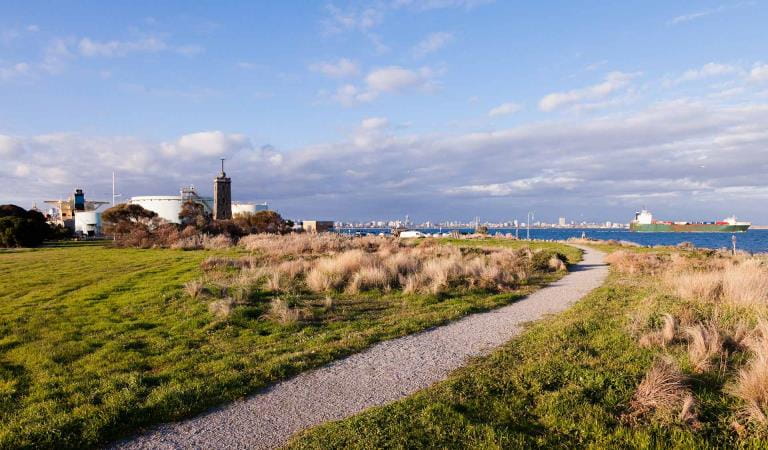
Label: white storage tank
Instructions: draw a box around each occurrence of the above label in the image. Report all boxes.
[130,196,184,223]
[232,202,268,216]
[74,211,101,236]
[130,195,214,223]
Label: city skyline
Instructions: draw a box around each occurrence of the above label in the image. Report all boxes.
[2,1,768,222]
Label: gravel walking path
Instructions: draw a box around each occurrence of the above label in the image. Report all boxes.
[114,246,607,450]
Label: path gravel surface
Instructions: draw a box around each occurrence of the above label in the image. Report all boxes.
[113,245,607,450]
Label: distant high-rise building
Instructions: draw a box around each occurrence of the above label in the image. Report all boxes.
[213,159,232,220]
[558,217,566,226]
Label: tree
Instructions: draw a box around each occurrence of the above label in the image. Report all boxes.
[179,201,211,229]
[233,211,292,234]
[101,203,158,237]
[0,204,51,247]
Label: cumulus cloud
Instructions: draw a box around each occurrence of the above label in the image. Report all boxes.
[161,131,252,158]
[310,58,360,78]
[412,31,454,57]
[539,71,637,112]
[333,65,436,105]
[488,102,521,117]
[7,99,768,221]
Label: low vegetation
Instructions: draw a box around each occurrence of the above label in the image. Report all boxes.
[0,235,578,448]
[0,204,69,248]
[101,202,292,249]
[289,243,768,448]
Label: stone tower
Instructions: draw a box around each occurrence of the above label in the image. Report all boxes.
[213,158,232,220]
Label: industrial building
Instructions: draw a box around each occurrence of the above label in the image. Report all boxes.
[129,162,268,223]
[45,189,109,234]
[41,163,269,233]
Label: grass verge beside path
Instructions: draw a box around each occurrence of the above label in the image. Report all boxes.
[288,246,764,449]
[0,239,577,449]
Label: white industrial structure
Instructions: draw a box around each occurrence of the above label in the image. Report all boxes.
[130,186,267,224]
[232,202,268,216]
[74,211,102,236]
[129,195,200,224]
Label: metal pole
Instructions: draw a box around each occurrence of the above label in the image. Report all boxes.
[527,212,530,240]
[732,234,737,255]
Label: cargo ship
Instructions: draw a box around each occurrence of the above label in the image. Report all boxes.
[630,209,750,232]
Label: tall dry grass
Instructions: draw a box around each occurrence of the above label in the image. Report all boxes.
[729,321,768,424]
[628,359,695,424]
[605,251,667,275]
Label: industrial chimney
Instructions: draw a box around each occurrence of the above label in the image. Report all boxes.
[213,158,232,220]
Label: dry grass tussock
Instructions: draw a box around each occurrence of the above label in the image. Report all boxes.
[269,298,303,324]
[605,251,667,275]
[628,358,697,425]
[187,235,565,324]
[668,257,768,307]
[729,321,768,424]
[639,313,678,349]
[299,244,538,295]
[239,233,399,258]
[685,322,724,373]
[208,298,237,318]
[183,280,204,299]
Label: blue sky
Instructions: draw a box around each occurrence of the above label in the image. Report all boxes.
[2,1,768,223]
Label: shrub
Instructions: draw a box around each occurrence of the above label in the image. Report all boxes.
[0,205,51,248]
[531,250,567,272]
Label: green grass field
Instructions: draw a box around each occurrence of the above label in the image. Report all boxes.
[288,247,765,449]
[0,239,579,449]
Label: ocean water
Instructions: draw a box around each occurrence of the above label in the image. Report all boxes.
[336,228,768,253]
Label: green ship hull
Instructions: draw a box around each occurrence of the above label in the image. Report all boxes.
[630,223,750,232]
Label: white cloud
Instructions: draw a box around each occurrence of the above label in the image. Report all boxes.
[670,62,738,85]
[668,2,752,25]
[77,36,202,58]
[26,25,40,32]
[393,0,495,11]
[360,117,389,129]
[0,135,25,157]
[323,4,385,33]
[447,175,581,196]
[161,131,252,158]
[412,31,453,58]
[750,64,768,82]
[0,62,30,81]
[8,96,768,221]
[78,37,168,57]
[366,66,429,92]
[538,71,637,112]
[333,66,436,105]
[488,102,521,117]
[310,58,360,78]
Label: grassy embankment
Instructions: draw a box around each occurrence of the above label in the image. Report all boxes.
[0,236,578,448]
[289,243,768,448]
